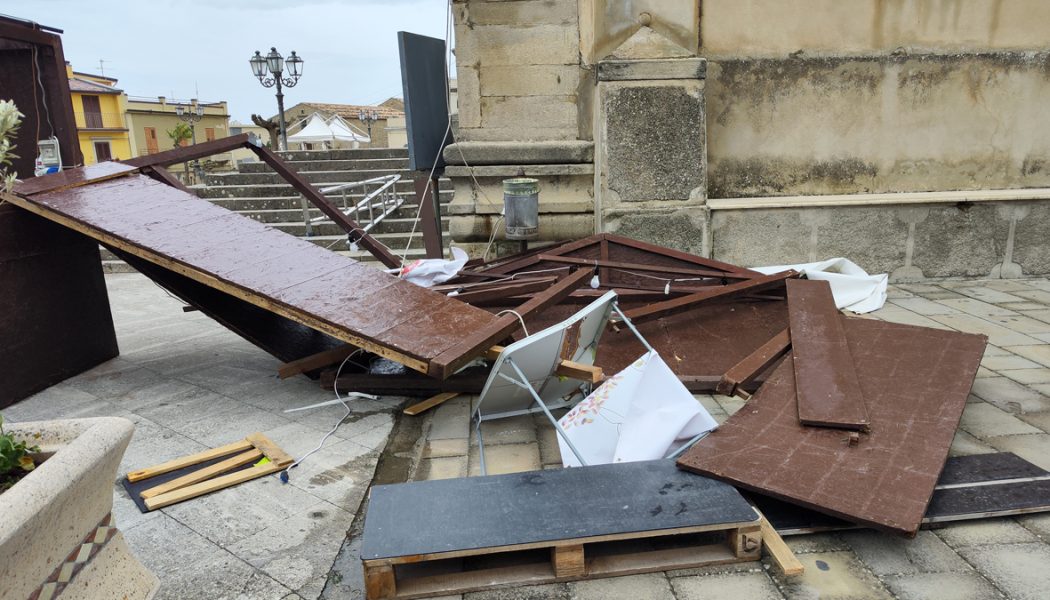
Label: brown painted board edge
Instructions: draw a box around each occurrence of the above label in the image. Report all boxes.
[786,279,869,430]
[623,270,798,324]
[534,255,750,280]
[427,268,595,379]
[716,328,791,397]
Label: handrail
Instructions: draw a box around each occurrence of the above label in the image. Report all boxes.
[301,174,403,241]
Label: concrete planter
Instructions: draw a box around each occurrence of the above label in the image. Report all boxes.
[0,417,158,600]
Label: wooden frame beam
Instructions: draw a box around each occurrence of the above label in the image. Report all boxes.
[623,271,798,324]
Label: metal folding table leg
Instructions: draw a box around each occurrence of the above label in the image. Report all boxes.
[505,358,589,467]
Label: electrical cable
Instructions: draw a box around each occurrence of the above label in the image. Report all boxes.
[495,309,529,336]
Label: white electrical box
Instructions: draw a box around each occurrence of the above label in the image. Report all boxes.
[34,137,61,176]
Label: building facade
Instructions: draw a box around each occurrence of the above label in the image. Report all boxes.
[446,0,1050,279]
[279,100,404,148]
[125,97,231,164]
[67,65,131,165]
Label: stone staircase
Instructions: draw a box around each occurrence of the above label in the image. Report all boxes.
[102,147,451,273]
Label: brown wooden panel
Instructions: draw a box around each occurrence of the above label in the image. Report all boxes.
[786,279,869,430]
[677,318,986,537]
[13,161,136,196]
[6,174,499,376]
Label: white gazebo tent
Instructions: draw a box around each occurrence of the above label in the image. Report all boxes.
[286,112,370,149]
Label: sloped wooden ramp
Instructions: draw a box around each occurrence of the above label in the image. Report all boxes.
[6,169,500,377]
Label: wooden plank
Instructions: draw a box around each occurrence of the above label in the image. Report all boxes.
[554,360,603,384]
[246,432,294,466]
[13,161,136,196]
[551,545,585,577]
[122,133,251,168]
[428,268,595,379]
[716,328,791,397]
[786,279,869,430]
[679,318,986,537]
[623,271,797,325]
[450,278,558,305]
[603,234,761,276]
[247,143,402,268]
[754,511,804,576]
[127,438,254,482]
[403,392,461,416]
[139,449,263,499]
[536,254,750,280]
[144,462,283,510]
[365,565,397,600]
[278,344,357,379]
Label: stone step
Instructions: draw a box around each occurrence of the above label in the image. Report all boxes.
[279,148,408,161]
[238,157,409,173]
[206,192,452,212]
[197,178,451,199]
[205,168,429,186]
[269,218,450,237]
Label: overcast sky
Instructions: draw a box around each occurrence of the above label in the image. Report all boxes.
[5,0,451,122]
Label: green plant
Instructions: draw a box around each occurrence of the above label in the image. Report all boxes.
[166,122,193,148]
[0,413,38,491]
[0,99,23,195]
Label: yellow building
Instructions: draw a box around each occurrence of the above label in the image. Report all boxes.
[125,97,231,165]
[67,65,132,165]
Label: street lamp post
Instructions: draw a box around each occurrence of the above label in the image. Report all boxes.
[358,109,379,143]
[249,48,304,151]
[175,102,205,181]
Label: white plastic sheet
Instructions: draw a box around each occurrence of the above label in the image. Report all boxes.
[395,247,469,287]
[557,351,718,467]
[753,257,888,313]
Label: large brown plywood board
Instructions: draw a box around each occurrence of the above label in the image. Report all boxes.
[6,174,499,376]
[786,279,869,429]
[677,318,986,536]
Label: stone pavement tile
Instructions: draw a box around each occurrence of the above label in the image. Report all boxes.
[980,279,1042,292]
[982,344,1011,357]
[1005,344,1050,368]
[1023,279,1050,291]
[895,283,947,294]
[134,387,243,429]
[949,430,996,456]
[420,455,468,480]
[118,417,210,477]
[428,395,471,441]
[974,367,997,379]
[1017,513,1050,540]
[958,402,1041,438]
[468,442,541,476]
[464,583,572,599]
[885,286,914,299]
[1010,288,1050,304]
[2,384,101,422]
[985,432,1050,470]
[152,555,293,600]
[870,306,950,329]
[289,405,395,451]
[771,551,892,600]
[1036,383,1050,396]
[957,543,1050,600]
[695,394,727,418]
[480,414,538,445]
[984,313,1050,335]
[935,519,1039,548]
[665,562,764,578]
[999,301,1048,311]
[423,437,470,459]
[112,482,163,533]
[929,314,1039,346]
[1018,410,1050,433]
[999,367,1050,385]
[981,353,1041,371]
[970,377,1050,414]
[1034,332,1050,343]
[784,533,850,554]
[573,573,673,599]
[918,290,966,300]
[954,287,1029,304]
[937,297,1018,317]
[175,364,283,398]
[226,503,354,598]
[1025,309,1050,324]
[105,378,213,413]
[63,363,169,400]
[881,571,1001,600]
[841,530,970,576]
[257,420,347,458]
[533,415,563,467]
[168,401,293,449]
[281,439,379,509]
[889,297,960,315]
[716,394,746,416]
[670,570,783,600]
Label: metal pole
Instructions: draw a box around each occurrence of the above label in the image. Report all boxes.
[506,358,588,467]
[274,77,287,151]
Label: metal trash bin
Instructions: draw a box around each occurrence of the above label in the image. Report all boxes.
[503,178,539,240]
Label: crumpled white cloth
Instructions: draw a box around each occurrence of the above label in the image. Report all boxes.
[389,247,469,287]
[752,258,888,313]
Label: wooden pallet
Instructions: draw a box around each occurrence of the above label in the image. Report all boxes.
[360,460,763,600]
[363,521,761,599]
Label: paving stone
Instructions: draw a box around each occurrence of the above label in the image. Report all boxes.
[938,297,1019,316]
[666,562,766,578]
[716,394,746,416]
[464,583,572,600]
[134,387,243,429]
[1017,513,1050,540]
[841,530,970,576]
[929,314,1040,346]
[480,414,539,445]
[970,377,1050,414]
[1035,383,1050,395]
[771,551,892,600]
[870,306,950,329]
[573,573,673,600]
[469,442,541,476]
[985,433,1050,470]
[281,439,378,509]
[1010,288,1050,304]
[428,396,471,440]
[1025,309,1050,325]
[423,437,469,458]
[959,402,1041,438]
[986,313,1050,335]
[885,286,914,299]
[1018,410,1050,433]
[918,290,966,300]
[974,366,997,378]
[999,301,1048,311]
[671,571,782,599]
[784,533,850,554]
[981,353,1041,371]
[889,297,960,315]
[999,368,1050,385]
[1005,344,1050,368]
[977,280,1039,293]
[420,455,469,480]
[169,401,293,449]
[935,519,1039,548]
[957,542,1050,600]
[533,415,563,466]
[949,430,996,456]
[881,571,1001,600]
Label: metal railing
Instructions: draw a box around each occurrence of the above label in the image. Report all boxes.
[301,174,403,240]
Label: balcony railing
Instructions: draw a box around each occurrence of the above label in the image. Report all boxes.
[73,111,126,130]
